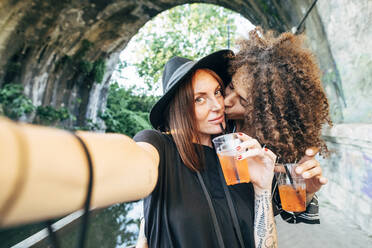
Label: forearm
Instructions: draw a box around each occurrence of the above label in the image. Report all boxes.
[254,189,278,248]
[0,117,158,227]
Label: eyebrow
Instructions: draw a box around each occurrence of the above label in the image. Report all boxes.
[194,85,222,95]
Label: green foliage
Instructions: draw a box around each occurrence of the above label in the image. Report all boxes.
[73,118,101,131]
[35,106,71,125]
[0,83,35,119]
[56,39,106,85]
[100,82,158,137]
[73,39,93,61]
[92,58,106,83]
[0,83,76,126]
[125,3,237,91]
[79,60,94,75]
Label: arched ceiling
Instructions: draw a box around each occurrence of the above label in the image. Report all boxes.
[0,0,338,125]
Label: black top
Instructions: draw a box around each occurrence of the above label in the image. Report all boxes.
[134,130,255,248]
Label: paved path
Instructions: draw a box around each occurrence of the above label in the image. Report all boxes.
[276,201,372,247]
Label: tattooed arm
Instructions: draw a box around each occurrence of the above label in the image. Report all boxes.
[236,133,278,247]
[254,188,278,248]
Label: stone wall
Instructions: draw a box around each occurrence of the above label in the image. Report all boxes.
[317,0,372,123]
[304,0,372,235]
[321,124,372,236]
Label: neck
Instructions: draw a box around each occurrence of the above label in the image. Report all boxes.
[235,120,255,137]
[193,134,213,147]
[235,120,245,132]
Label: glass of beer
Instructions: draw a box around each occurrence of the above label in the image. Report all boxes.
[212,133,250,185]
[275,164,306,212]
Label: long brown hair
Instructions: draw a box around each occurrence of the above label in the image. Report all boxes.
[167,69,223,171]
[229,28,332,162]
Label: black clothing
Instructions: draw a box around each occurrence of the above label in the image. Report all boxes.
[134,130,255,248]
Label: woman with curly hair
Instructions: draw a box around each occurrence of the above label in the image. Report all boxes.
[224,27,331,224]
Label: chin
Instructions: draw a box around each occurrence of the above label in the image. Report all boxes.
[199,124,225,135]
[210,123,225,134]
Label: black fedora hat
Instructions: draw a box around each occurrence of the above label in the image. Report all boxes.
[150,49,234,131]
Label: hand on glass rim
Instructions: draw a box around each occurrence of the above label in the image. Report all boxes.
[234,132,277,191]
[296,147,328,194]
[273,147,328,194]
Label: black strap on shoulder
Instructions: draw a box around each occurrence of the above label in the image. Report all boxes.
[217,158,246,248]
[196,172,225,248]
[73,132,94,248]
[45,131,94,248]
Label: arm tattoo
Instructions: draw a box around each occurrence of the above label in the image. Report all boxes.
[254,190,278,248]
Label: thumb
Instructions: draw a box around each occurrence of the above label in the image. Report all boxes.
[298,147,319,164]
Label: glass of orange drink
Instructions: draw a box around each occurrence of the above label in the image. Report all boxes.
[212,133,250,185]
[275,164,306,212]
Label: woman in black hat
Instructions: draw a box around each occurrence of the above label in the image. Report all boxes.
[0,51,277,248]
[133,50,278,248]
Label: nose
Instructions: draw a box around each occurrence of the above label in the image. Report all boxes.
[224,93,234,107]
[209,96,223,112]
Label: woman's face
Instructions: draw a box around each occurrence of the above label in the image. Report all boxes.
[224,67,249,120]
[192,69,225,141]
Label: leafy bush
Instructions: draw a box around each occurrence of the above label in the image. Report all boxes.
[100,82,158,137]
[0,83,35,119]
[35,106,71,126]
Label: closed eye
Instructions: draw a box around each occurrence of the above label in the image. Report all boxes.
[239,96,249,106]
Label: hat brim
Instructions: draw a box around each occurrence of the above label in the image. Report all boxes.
[149,49,234,131]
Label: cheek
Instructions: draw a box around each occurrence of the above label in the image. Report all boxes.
[194,105,208,123]
[219,97,225,111]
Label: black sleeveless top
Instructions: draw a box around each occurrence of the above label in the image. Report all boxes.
[134,130,255,248]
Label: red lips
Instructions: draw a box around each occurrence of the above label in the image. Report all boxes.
[208,115,224,124]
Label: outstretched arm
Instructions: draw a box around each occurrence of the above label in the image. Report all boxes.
[0,117,159,227]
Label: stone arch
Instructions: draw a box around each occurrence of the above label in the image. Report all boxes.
[0,0,342,127]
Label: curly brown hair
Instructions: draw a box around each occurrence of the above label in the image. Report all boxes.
[229,28,332,163]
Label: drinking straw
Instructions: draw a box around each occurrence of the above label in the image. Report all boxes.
[219,123,226,134]
[284,161,303,205]
[284,160,298,186]
[284,165,294,185]
[219,123,240,183]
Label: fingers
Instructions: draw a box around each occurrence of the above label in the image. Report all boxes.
[298,147,319,163]
[237,147,276,164]
[236,139,261,152]
[274,165,286,173]
[238,148,264,160]
[301,165,322,179]
[319,176,328,185]
[295,159,320,176]
[236,132,253,142]
[233,132,277,164]
[263,148,277,163]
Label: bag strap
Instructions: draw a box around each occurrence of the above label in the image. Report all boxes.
[45,132,94,248]
[73,132,94,248]
[217,158,246,248]
[196,172,225,248]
